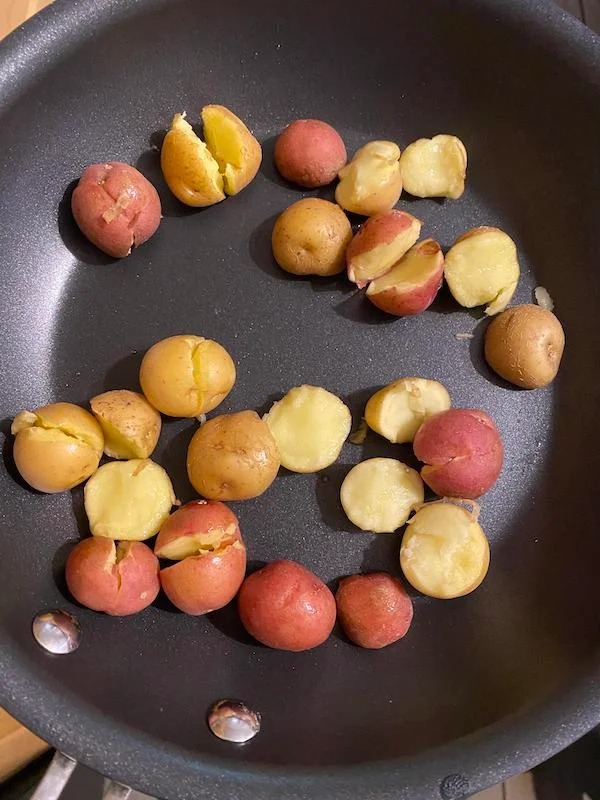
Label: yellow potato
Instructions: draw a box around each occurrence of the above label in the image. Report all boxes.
[90,389,161,459]
[365,378,451,443]
[84,459,175,541]
[271,198,352,276]
[187,410,280,501]
[139,334,236,418]
[264,385,351,473]
[400,501,490,599]
[399,134,467,199]
[11,402,103,493]
[161,113,225,207]
[484,304,565,388]
[340,458,424,533]
[335,140,403,216]
[444,226,520,315]
[201,104,262,195]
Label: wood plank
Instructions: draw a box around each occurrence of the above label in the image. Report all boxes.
[0,0,53,40]
[0,709,48,782]
[506,772,537,800]
[582,0,600,32]
[472,783,505,800]
[555,0,585,20]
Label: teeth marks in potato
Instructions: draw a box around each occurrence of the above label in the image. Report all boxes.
[444,226,520,316]
[365,377,451,444]
[263,385,351,473]
[400,500,490,599]
[399,134,467,199]
[340,457,424,534]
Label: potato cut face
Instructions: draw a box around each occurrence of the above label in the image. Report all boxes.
[264,385,351,473]
[201,104,261,195]
[335,140,402,215]
[400,502,490,598]
[400,134,467,199]
[366,239,441,294]
[365,378,451,443]
[444,227,519,315]
[340,458,424,533]
[84,459,175,541]
[90,390,161,460]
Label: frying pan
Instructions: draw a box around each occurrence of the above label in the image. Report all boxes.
[1,0,599,798]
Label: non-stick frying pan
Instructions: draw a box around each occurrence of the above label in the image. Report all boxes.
[1,0,600,798]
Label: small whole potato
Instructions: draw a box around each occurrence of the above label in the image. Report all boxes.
[187,410,280,500]
[271,198,352,276]
[71,162,161,258]
[336,573,413,649]
[238,560,336,651]
[139,334,236,418]
[11,402,103,493]
[90,389,161,459]
[484,304,565,389]
[413,408,503,499]
[274,119,347,187]
[65,537,159,616]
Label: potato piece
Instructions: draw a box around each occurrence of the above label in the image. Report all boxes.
[484,304,565,389]
[340,458,424,533]
[400,501,490,599]
[65,538,159,616]
[139,334,236,418]
[84,459,175,541]
[399,135,467,199]
[346,210,422,288]
[271,198,352,276]
[201,104,262,195]
[366,238,444,314]
[161,113,225,207]
[238,560,336,651]
[336,573,413,649]
[274,119,347,188]
[335,140,402,217]
[263,385,351,473]
[187,410,280,501]
[365,377,451,444]
[154,500,241,559]
[444,226,520,315]
[71,162,161,258]
[413,408,503,499]
[11,402,103,493]
[90,389,161,459]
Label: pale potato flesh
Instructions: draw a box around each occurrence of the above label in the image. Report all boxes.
[161,113,225,207]
[90,390,161,460]
[340,458,424,533]
[84,459,176,541]
[400,134,467,199]
[365,378,451,443]
[335,140,402,216]
[366,241,439,293]
[264,385,351,473]
[400,502,490,599]
[201,104,262,195]
[156,523,238,560]
[444,227,520,315]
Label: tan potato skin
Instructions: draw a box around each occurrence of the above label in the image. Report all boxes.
[90,389,161,459]
[271,198,352,276]
[484,304,565,389]
[336,573,413,649]
[187,410,280,500]
[274,119,347,188]
[238,560,336,651]
[65,538,159,616]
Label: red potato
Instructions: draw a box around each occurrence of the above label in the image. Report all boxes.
[336,573,413,649]
[238,560,336,651]
[274,119,347,187]
[366,239,444,316]
[346,210,421,288]
[71,162,161,258]
[413,408,503,498]
[65,537,159,616]
[157,500,246,615]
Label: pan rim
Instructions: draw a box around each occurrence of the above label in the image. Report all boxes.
[1,0,599,797]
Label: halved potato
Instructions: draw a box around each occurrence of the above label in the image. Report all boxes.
[365,378,451,443]
[90,389,161,459]
[201,104,262,195]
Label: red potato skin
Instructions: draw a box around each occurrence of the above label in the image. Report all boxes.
[346,210,421,288]
[413,408,503,498]
[238,560,336,651]
[274,119,347,188]
[65,537,159,616]
[71,162,161,258]
[160,541,247,615]
[336,573,413,649]
[154,500,240,557]
[367,240,444,316]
